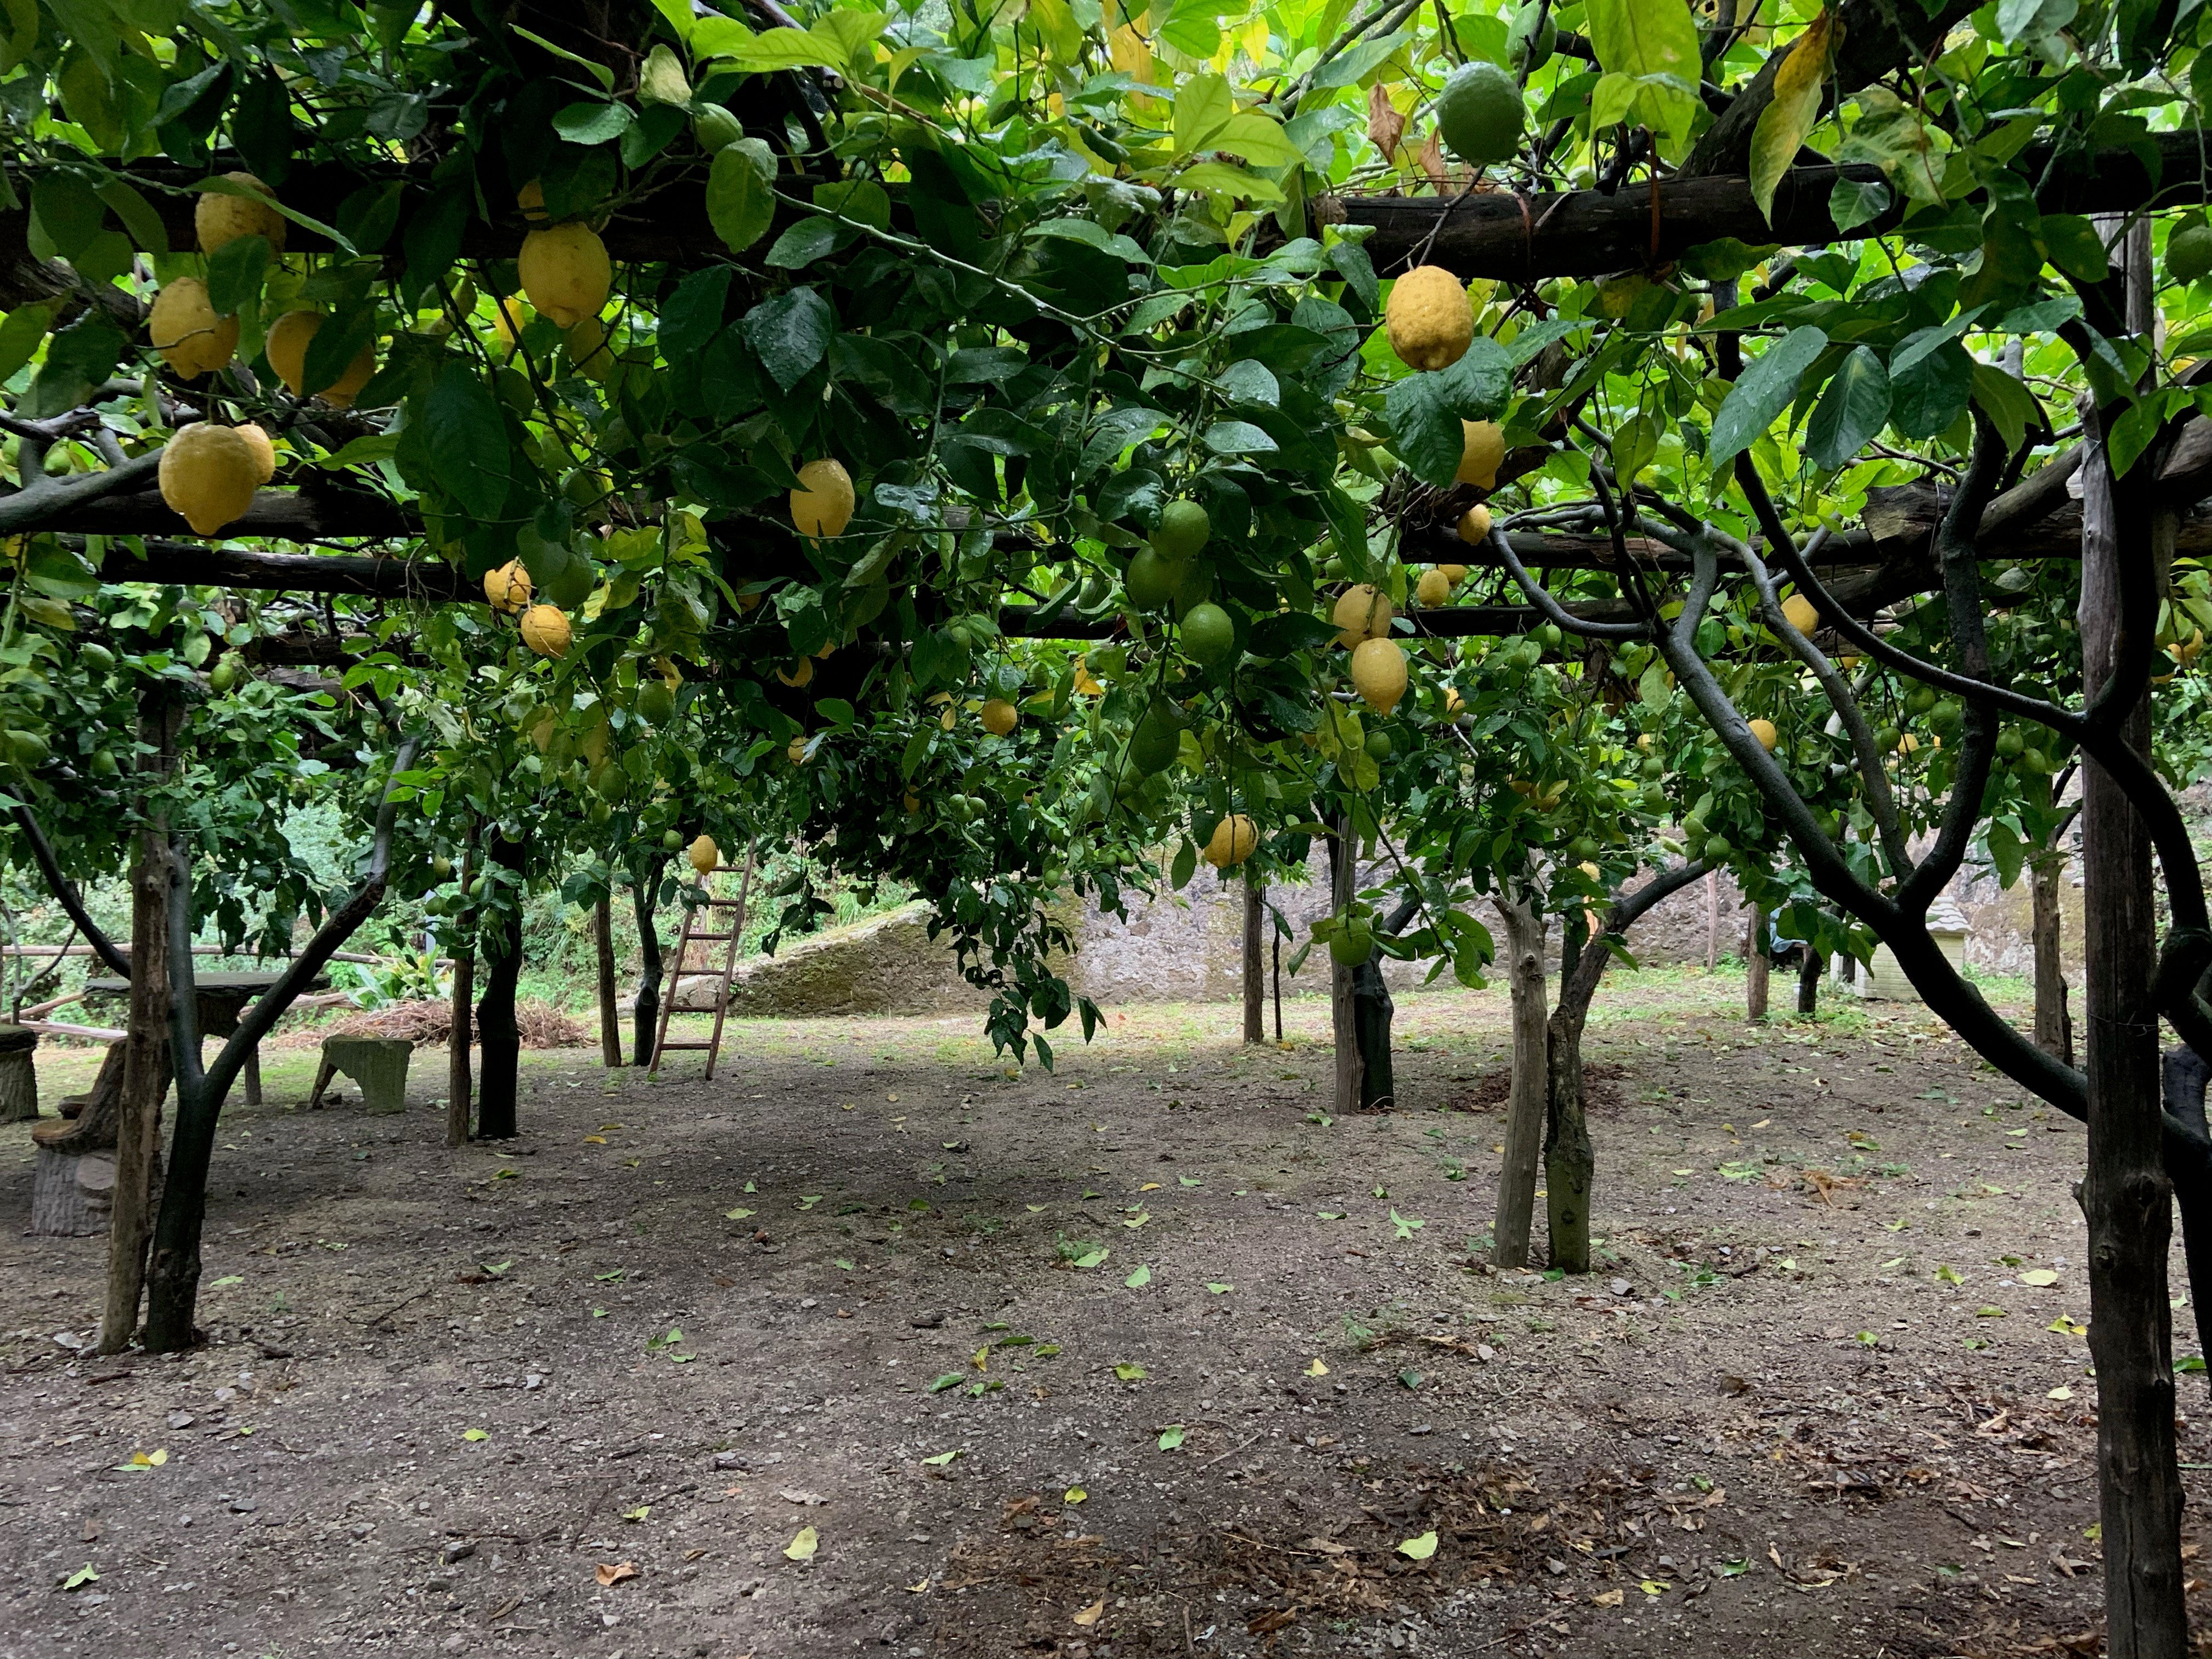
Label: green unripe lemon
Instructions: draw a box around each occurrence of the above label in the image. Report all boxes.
[1151,499,1210,563]
[1329,920,1375,968]
[2169,222,2212,285]
[1905,686,1938,717]
[1995,729,2024,759]
[1566,834,1600,862]
[663,828,684,851]
[1364,730,1393,763]
[1129,703,1184,774]
[1180,601,1235,667]
[693,103,743,153]
[209,656,241,693]
[1125,546,1176,611]
[637,680,674,724]
[1700,833,1733,860]
[1435,61,1526,168]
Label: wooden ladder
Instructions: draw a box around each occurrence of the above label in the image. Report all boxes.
[647,841,756,1080]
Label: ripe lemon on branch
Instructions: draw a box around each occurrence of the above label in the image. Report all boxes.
[195,172,285,253]
[234,423,278,484]
[520,604,571,658]
[689,834,720,875]
[518,222,612,326]
[149,279,238,379]
[1332,584,1394,647]
[1351,638,1408,713]
[1203,814,1257,868]
[979,697,1019,735]
[1780,594,1819,634]
[1457,503,1491,544]
[483,561,533,614]
[1384,266,1473,371]
[158,424,261,535]
[266,310,376,407]
[791,459,855,539]
[1456,421,1504,490]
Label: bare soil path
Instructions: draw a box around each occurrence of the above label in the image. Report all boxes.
[3,970,2204,1659]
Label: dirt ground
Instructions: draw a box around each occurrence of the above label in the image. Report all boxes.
[3,968,2207,1659]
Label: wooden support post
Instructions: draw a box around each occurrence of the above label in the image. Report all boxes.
[594,894,622,1068]
[1241,872,1265,1045]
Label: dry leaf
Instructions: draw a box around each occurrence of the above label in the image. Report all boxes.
[1305,1358,1328,1376]
[1073,1598,1107,1627]
[595,1561,639,1587]
[1365,82,1405,161]
[1593,1588,1624,1606]
[1415,127,1448,185]
[777,1488,829,1505]
[785,1526,820,1561]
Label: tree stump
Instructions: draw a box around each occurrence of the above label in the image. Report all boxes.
[30,1146,115,1237]
[309,1036,413,1114]
[38,1042,127,1152]
[0,1025,37,1122]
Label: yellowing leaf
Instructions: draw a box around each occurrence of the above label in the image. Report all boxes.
[973,1345,990,1372]
[1138,1182,1161,1192]
[921,1448,962,1466]
[1640,1578,1669,1595]
[1305,1358,1328,1376]
[905,1577,930,1593]
[1397,1530,1439,1560]
[1073,1598,1107,1627]
[1124,1265,1153,1288]
[1064,1486,1088,1504]
[2047,1385,2075,1401]
[462,1428,489,1441]
[1748,11,1834,223]
[1114,1361,1148,1381]
[2019,1269,2060,1287]
[583,1135,607,1145]
[621,1504,651,1522]
[785,1526,820,1561]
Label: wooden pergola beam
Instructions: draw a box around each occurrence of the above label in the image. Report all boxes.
[1324,130,2209,281]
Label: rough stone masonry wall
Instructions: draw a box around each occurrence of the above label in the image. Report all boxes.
[678,782,2209,1019]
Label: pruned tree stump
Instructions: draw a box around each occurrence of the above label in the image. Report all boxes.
[29,1145,114,1237]
[309,1036,412,1114]
[0,1025,37,1123]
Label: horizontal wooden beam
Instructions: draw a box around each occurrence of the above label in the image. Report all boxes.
[97,539,466,600]
[58,484,417,541]
[1325,131,2209,281]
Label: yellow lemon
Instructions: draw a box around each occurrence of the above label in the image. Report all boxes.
[1384,266,1474,371]
[520,604,571,658]
[787,736,809,764]
[1350,637,1408,714]
[518,223,611,327]
[148,279,239,379]
[1748,718,1779,752]
[234,422,278,484]
[979,697,1019,735]
[565,314,616,381]
[791,459,855,540]
[265,310,376,405]
[489,295,533,360]
[517,179,548,222]
[1456,420,1505,490]
[1443,685,1465,716]
[777,659,815,689]
[195,172,285,255]
[1331,584,1394,648]
[1203,813,1258,868]
[1781,594,1819,634]
[689,834,719,875]
[1456,503,1492,544]
[1415,568,1451,607]
[1438,562,1469,584]
[484,561,533,615]
[157,423,260,535]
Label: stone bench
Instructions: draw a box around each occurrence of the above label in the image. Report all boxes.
[308,1036,412,1114]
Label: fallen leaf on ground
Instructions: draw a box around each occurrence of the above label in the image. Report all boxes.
[785,1526,819,1561]
[1073,1598,1105,1627]
[777,1488,828,1505]
[1064,1486,1087,1504]
[595,1561,638,1587]
[1305,1358,1328,1376]
[1398,1531,1438,1560]
[620,1505,650,1522]
[2020,1269,2059,1286]
[1124,1265,1153,1288]
[1158,1425,1186,1450]
[462,1429,488,1442]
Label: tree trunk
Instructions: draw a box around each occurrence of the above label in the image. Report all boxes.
[1350,957,1395,1108]
[1796,945,1822,1014]
[2078,372,2188,1659]
[594,893,621,1067]
[445,847,475,1147]
[1493,896,1548,1268]
[2033,834,2075,1068]
[99,682,180,1356]
[1328,814,1361,1116]
[1545,934,1607,1274]
[1242,871,1265,1044]
[1745,909,1770,1020]
[475,832,527,1141]
[1704,870,1717,970]
[633,868,664,1067]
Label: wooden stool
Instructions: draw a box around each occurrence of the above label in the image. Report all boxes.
[0,1024,36,1123]
[30,1146,113,1236]
[308,1036,412,1114]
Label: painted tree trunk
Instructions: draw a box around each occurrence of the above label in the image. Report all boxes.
[1492,897,1548,1268]
[2078,381,2188,1659]
[475,832,528,1141]
[594,894,622,1067]
[1241,872,1264,1045]
[2032,842,2075,1067]
[99,682,179,1356]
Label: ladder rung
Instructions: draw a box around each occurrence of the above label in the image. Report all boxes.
[702,898,747,907]
[668,968,726,978]
[681,932,736,942]
[656,1041,715,1050]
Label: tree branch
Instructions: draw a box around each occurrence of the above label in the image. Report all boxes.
[8,805,132,978]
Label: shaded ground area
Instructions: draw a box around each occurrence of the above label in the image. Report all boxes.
[3,968,2206,1658]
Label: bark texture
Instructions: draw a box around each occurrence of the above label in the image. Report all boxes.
[595,894,622,1068]
[1242,873,1265,1045]
[474,833,528,1142]
[1492,898,1548,1268]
